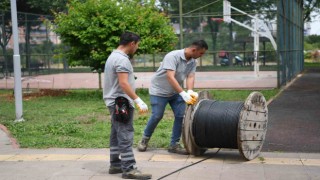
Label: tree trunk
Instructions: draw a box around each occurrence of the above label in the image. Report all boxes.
[1,44,8,77]
[1,12,10,77]
[25,14,31,76]
[207,17,219,66]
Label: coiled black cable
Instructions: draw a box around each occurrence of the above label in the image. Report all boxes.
[192,100,244,149]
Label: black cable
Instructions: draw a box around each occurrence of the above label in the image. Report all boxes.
[157,148,221,180]
[158,100,243,179]
[193,100,243,149]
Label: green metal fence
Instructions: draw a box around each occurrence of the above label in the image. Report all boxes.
[1,1,304,89]
[0,11,65,78]
[277,0,304,87]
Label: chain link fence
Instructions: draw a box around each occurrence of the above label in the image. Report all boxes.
[1,1,303,88]
[0,11,69,79]
[277,0,304,87]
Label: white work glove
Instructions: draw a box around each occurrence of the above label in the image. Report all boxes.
[179,91,197,105]
[134,97,148,113]
[187,90,199,100]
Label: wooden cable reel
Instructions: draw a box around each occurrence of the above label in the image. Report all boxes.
[182,91,268,160]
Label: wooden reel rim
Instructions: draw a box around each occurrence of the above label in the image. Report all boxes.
[182,91,210,156]
[237,91,268,160]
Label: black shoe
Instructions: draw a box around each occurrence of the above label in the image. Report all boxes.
[168,144,189,155]
[137,136,150,152]
[122,168,152,179]
[109,166,122,174]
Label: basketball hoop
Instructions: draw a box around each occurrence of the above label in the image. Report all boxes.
[211,18,224,23]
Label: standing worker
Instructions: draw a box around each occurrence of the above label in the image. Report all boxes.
[103,32,151,179]
[137,40,208,155]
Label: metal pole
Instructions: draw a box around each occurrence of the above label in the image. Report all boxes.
[253,17,260,77]
[179,0,183,49]
[10,0,24,122]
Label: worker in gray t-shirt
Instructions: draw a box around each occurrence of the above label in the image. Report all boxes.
[103,32,151,179]
[137,40,208,155]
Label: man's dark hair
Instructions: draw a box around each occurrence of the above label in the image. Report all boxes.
[190,40,208,50]
[119,32,140,45]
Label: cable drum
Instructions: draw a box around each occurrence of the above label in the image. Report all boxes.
[182,91,268,160]
[192,100,244,149]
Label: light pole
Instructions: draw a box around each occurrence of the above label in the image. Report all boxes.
[10,0,24,122]
[179,0,183,49]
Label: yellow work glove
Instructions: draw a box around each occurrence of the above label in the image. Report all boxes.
[187,90,199,101]
[179,91,197,105]
[134,97,148,113]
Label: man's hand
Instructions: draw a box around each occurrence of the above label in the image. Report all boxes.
[134,97,148,113]
[187,90,199,100]
[179,91,197,105]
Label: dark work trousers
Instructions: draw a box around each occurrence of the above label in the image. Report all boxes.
[108,106,136,172]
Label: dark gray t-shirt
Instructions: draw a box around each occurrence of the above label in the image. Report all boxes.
[103,50,135,107]
[149,49,197,97]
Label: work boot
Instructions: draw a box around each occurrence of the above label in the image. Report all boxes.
[137,136,150,152]
[168,144,189,155]
[109,166,122,174]
[122,168,152,179]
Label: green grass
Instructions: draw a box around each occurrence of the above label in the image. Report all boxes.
[304,62,320,68]
[0,88,279,149]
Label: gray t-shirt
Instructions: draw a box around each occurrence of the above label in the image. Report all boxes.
[103,50,135,107]
[149,49,197,97]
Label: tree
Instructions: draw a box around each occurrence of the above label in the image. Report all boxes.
[54,0,177,88]
[304,0,320,22]
[0,2,12,77]
[306,35,320,49]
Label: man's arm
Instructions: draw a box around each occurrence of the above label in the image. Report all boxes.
[118,72,148,112]
[166,70,183,93]
[118,72,138,100]
[185,72,195,90]
[166,70,196,104]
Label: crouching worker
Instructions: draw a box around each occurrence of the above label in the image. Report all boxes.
[137,40,208,155]
[103,32,151,179]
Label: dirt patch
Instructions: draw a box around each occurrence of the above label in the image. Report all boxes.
[7,89,69,101]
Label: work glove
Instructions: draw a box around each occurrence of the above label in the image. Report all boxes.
[134,97,148,113]
[179,91,197,105]
[187,90,199,100]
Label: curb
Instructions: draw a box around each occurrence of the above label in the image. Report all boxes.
[0,124,20,149]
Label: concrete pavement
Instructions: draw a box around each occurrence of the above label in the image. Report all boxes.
[1,138,320,180]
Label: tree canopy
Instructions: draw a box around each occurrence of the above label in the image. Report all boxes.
[306,34,320,49]
[304,0,320,22]
[54,0,177,71]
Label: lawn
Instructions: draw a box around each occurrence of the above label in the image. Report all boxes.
[0,88,279,149]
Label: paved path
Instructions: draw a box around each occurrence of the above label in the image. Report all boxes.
[263,69,320,152]
[0,71,277,90]
[0,143,320,180]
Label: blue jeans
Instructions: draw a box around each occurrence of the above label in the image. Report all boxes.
[143,94,186,146]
